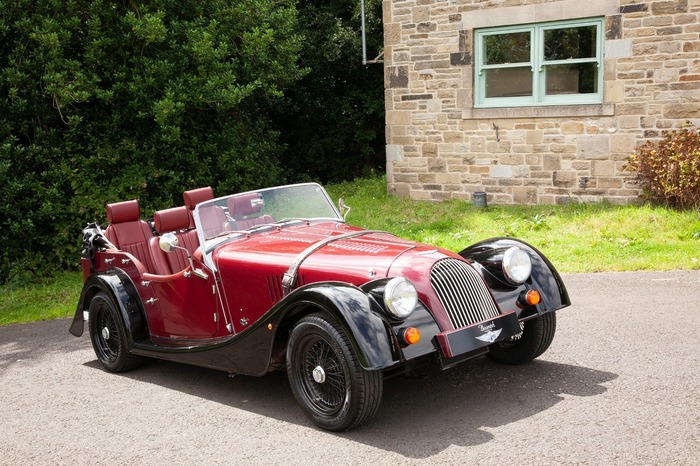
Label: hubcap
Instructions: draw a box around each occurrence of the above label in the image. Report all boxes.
[101,327,110,341]
[312,365,326,384]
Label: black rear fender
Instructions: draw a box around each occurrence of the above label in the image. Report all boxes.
[69,269,148,346]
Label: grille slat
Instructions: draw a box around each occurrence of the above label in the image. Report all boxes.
[430,258,500,329]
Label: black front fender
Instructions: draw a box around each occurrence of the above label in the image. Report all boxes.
[281,282,397,370]
[459,237,570,316]
[69,269,148,346]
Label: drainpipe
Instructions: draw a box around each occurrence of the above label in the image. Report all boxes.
[360,0,368,65]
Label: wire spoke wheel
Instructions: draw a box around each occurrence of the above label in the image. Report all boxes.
[88,292,145,373]
[300,335,348,416]
[94,303,120,362]
[287,313,382,431]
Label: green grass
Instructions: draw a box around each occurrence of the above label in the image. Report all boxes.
[0,271,83,326]
[327,176,700,273]
[2,176,699,326]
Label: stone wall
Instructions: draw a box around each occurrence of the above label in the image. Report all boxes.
[383,0,700,204]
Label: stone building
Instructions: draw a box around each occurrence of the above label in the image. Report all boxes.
[383,0,700,204]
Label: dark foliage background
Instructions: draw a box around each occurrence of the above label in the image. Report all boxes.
[275,0,385,182]
[0,0,385,283]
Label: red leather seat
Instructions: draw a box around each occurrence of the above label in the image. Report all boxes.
[104,200,156,272]
[183,186,229,239]
[148,206,199,275]
[228,193,274,230]
[183,186,214,228]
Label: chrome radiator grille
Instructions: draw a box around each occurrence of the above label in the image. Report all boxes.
[430,258,500,329]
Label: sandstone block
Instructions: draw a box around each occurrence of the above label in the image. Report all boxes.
[592,160,615,176]
[421,156,440,171]
[577,135,610,160]
[387,110,412,125]
[664,102,700,118]
[561,122,585,134]
[597,177,623,188]
[385,23,402,46]
[499,153,524,165]
[513,187,539,204]
[490,165,513,178]
[553,171,577,187]
[543,154,560,170]
[526,130,543,144]
[422,143,438,156]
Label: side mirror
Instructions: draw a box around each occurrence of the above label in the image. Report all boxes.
[338,198,351,221]
[158,233,208,280]
[159,232,179,253]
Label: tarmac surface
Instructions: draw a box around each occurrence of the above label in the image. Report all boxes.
[1,270,699,465]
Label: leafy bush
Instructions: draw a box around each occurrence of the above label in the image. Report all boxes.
[625,124,700,210]
[0,0,388,284]
[0,0,303,283]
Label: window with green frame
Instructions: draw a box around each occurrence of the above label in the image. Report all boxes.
[474,18,604,108]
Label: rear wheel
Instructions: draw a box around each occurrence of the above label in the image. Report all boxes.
[487,312,556,365]
[287,313,383,431]
[88,292,145,372]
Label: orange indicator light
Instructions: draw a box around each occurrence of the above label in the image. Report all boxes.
[402,327,421,345]
[525,290,541,306]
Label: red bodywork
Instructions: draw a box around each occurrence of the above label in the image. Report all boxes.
[213,222,460,334]
[83,220,462,342]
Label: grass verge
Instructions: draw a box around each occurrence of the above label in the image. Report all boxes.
[1,271,83,326]
[326,176,700,273]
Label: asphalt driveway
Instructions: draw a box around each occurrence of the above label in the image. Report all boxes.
[1,271,699,465]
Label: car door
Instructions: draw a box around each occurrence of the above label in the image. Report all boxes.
[142,269,222,342]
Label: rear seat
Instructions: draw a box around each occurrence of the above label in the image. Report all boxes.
[183,186,214,228]
[104,199,156,272]
[148,206,199,275]
[183,186,230,238]
[228,193,274,230]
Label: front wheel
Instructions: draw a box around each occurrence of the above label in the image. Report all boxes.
[88,292,145,372]
[487,311,556,365]
[286,313,383,431]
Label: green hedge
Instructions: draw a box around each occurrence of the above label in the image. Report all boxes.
[0,0,304,283]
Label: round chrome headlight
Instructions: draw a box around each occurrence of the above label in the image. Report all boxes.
[502,247,532,284]
[384,277,418,319]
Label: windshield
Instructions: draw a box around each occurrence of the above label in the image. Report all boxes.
[193,183,342,242]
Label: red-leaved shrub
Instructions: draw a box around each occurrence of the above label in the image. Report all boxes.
[625,123,700,210]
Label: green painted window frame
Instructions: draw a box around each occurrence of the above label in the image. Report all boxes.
[474,18,604,108]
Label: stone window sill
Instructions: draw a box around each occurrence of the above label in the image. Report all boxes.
[463,103,615,120]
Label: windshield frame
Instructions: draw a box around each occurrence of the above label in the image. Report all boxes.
[193,183,344,270]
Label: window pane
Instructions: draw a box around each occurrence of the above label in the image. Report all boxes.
[485,67,533,98]
[544,63,598,95]
[544,26,597,61]
[484,32,531,64]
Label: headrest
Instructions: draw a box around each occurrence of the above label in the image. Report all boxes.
[229,193,264,219]
[153,206,191,234]
[106,200,141,224]
[183,186,214,210]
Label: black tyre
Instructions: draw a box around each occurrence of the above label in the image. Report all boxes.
[487,311,556,365]
[88,292,145,372]
[286,313,383,431]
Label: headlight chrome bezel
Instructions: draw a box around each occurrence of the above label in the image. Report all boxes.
[383,277,418,319]
[502,247,532,285]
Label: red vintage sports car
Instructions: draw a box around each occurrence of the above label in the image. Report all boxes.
[70,183,570,431]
